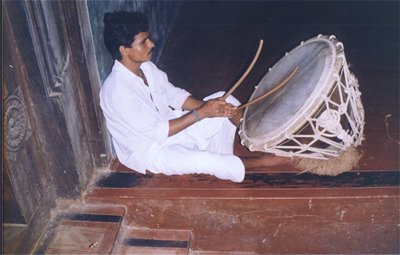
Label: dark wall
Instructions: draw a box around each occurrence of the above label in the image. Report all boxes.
[159,0,399,100]
[87,0,183,84]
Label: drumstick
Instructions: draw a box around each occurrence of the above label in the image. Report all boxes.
[236,65,299,110]
[222,39,264,100]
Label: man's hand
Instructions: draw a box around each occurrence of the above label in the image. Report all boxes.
[168,96,239,137]
[196,97,238,119]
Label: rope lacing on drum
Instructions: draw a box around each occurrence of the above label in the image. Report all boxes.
[338,103,347,115]
[316,109,352,146]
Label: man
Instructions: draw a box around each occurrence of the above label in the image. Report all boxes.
[100,11,292,183]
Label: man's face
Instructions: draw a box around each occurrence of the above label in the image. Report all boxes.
[121,32,155,64]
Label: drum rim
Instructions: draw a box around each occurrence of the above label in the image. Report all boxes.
[240,34,345,151]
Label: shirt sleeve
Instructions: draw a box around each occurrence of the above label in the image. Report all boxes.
[111,96,169,144]
[164,79,191,110]
[150,63,191,109]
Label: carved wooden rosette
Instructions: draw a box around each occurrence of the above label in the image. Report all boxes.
[4,87,32,159]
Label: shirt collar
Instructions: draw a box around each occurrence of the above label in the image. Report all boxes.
[113,60,152,83]
[112,60,137,80]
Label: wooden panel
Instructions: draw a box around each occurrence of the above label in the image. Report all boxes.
[60,0,110,178]
[24,0,69,97]
[2,167,25,224]
[3,1,107,253]
[3,0,79,229]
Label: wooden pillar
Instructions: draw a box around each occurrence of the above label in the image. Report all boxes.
[3,0,108,253]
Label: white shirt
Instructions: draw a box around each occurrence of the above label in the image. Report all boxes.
[100,60,191,173]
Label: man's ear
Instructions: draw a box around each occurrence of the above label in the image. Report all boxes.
[119,45,126,57]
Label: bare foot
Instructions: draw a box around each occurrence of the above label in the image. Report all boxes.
[241,153,297,169]
[259,154,295,166]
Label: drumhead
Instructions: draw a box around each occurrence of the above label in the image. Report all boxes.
[241,35,342,149]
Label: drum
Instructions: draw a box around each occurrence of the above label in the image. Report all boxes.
[239,35,365,163]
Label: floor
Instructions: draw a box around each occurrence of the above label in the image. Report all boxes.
[38,1,399,254]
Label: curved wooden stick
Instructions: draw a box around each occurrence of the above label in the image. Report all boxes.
[222,39,264,100]
[237,65,299,110]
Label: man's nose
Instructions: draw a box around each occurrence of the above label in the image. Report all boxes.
[148,39,155,48]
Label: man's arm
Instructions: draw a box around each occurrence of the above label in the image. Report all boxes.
[181,95,204,111]
[168,97,236,136]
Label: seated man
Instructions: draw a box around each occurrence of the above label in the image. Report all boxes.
[100,11,292,182]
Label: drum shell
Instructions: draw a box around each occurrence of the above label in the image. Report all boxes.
[239,35,364,158]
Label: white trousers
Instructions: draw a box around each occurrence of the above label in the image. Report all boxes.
[146,92,245,182]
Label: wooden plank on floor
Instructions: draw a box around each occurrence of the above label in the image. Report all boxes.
[105,196,399,254]
[113,227,191,255]
[87,170,399,200]
[87,186,398,201]
[36,205,125,254]
[94,171,399,189]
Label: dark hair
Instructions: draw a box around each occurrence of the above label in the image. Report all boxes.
[103,11,149,60]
